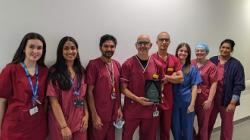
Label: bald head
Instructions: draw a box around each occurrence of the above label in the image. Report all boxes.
[156,32,171,51]
[136,34,152,46]
[137,34,151,42]
[135,34,152,54]
[157,32,170,40]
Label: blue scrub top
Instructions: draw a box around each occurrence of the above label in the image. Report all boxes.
[173,65,202,105]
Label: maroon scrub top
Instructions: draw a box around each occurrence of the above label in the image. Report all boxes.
[47,76,87,133]
[86,58,121,122]
[192,60,218,98]
[121,55,164,119]
[0,63,48,140]
[151,53,182,110]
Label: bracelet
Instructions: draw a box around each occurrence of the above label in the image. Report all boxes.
[61,125,68,129]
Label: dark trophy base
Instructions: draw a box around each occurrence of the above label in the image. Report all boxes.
[144,79,161,103]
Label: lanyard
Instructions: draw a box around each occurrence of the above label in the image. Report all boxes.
[106,62,115,93]
[71,77,81,96]
[21,63,39,105]
[135,55,150,73]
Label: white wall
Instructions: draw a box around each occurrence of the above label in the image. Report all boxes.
[0,0,249,139]
[0,0,249,78]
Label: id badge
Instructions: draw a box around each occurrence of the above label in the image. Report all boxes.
[29,106,39,116]
[153,110,159,117]
[74,99,84,108]
[153,107,159,117]
[111,92,116,100]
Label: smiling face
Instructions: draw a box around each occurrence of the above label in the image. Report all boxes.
[23,39,43,63]
[177,46,189,61]
[136,35,152,54]
[62,41,78,62]
[220,42,233,57]
[100,40,116,59]
[195,48,207,60]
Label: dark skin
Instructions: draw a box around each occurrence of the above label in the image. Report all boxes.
[219,42,236,112]
[156,32,184,84]
[87,40,123,130]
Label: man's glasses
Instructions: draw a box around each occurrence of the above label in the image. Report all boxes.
[136,41,151,46]
[158,38,170,43]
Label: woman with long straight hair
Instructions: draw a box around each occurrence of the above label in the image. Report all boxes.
[0,32,48,140]
[172,43,202,140]
[47,36,88,140]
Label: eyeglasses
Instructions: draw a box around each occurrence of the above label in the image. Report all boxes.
[158,38,170,43]
[136,41,151,46]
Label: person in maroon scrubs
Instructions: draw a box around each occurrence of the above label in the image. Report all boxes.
[151,32,183,140]
[86,34,122,140]
[0,32,48,140]
[192,43,218,140]
[47,36,88,140]
[208,39,245,140]
[121,34,163,140]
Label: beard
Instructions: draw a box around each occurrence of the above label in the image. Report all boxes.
[102,51,114,58]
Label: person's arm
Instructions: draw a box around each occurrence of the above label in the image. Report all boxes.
[188,66,202,113]
[87,85,103,129]
[0,65,12,134]
[187,85,198,113]
[122,87,153,106]
[203,82,217,110]
[49,96,72,140]
[203,64,218,110]
[120,60,153,106]
[164,70,184,84]
[116,84,123,120]
[80,98,89,131]
[227,62,245,112]
[0,98,7,137]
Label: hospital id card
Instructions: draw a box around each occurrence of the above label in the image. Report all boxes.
[29,106,38,116]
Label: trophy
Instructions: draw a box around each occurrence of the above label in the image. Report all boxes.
[144,74,161,103]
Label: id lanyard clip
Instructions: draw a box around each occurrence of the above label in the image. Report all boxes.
[153,104,159,117]
[106,62,116,99]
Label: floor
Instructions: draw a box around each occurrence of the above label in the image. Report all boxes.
[211,119,250,140]
[115,118,250,140]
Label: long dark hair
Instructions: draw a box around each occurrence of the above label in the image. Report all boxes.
[49,36,85,91]
[12,32,46,66]
[175,42,191,74]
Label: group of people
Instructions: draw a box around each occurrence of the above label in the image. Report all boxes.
[0,31,245,140]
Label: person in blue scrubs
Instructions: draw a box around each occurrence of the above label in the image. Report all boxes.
[172,43,202,140]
